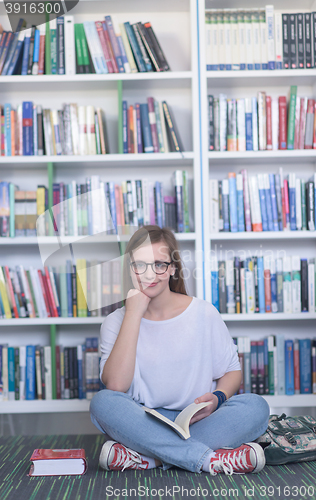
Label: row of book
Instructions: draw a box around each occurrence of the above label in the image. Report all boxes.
[0,16,169,76]
[208,86,316,152]
[0,102,108,156]
[211,255,316,315]
[0,261,123,320]
[209,169,316,233]
[0,338,103,401]
[0,172,191,238]
[234,336,316,396]
[122,99,183,154]
[205,7,316,71]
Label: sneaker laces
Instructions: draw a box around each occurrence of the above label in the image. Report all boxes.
[209,448,250,476]
[111,445,146,471]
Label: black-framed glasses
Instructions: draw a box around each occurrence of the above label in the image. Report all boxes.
[130,261,173,275]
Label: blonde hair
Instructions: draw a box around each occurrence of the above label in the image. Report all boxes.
[122,225,188,301]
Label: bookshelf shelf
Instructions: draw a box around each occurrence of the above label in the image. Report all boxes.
[263,394,316,408]
[0,152,195,167]
[206,69,316,87]
[222,313,316,321]
[0,317,105,326]
[210,231,316,241]
[208,150,316,165]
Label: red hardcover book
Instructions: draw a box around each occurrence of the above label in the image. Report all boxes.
[298,97,307,149]
[278,96,287,150]
[37,270,52,317]
[101,21,118,73]
[293,341,300,394]
[304,98,315,149]
[95,21,113,73]
[129,105,134,153]
[264,268,271,313]
[38,31,45,75]
[44,267,58,317]
[147,97,159,153]
[294,96,300,149]
[4,266,19,318]
[266,96,272,150]
[56,345,61,399]
[29,448,87,476]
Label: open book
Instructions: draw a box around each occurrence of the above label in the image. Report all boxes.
[142,401,213,439]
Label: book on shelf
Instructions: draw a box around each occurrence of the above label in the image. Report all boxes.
[142,401,213,440]
[210,254,316,315]
[29,449,87,476]
[209,169,316,233]
[205,7,316,71]
[0,16,170,76]
[208,86,316,153]
[0,337,103,402]
[234,335,316,396]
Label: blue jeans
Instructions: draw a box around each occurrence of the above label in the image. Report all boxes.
[90,390,270,474]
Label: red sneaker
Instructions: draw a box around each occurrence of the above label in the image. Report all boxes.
[99,440,149,471]
[209,442,265,476]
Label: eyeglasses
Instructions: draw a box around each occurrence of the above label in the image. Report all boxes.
[130,261,173,275]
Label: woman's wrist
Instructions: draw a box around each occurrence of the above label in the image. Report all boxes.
[212,390,228,410]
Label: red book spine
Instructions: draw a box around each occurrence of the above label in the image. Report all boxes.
[37,270,52,317]
[114,184,122,227]
[38,34,45,75]
[56,345,61,399]
[294,343,300,394]
[278,96,287,150]
[299,97,307,149]
[313,102,316,148]
[147,97,159,153]
[4,266,19,318]
[264,269,271,312]
[305,98,315,149]
[294,97,300,149]
[101,21,118,73]
[95,21,114,73]
[284,179,290,230]
[129,105,134,153]
[266,96,272,150]
[44,267,58,317]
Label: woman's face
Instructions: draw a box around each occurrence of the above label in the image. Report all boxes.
[129,241,176,296]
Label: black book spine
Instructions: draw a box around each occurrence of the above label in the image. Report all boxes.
[72,346,79,399]
[136,22,161,72]
[234,257,241,314]
[218,261,227,314]
[68,346,74,399]
[282,14,290,69]
[27,27,36,75]
[57,19,65,75]
[40,346,45,400]
[253,257,260,313]
[289,14,298,69]
[72,264,77,317]
[37,107,44,156]
[208,95,214,151]
[312,13,316,68]
[251,342,258,394]
[14,347,19,400]
[297,13,305,68]
[144,22,170,71]
[306,181,315,231]
[301,259,308,312]
[305,13,313,68]
[64,347,70,399]
[218,180,224,231]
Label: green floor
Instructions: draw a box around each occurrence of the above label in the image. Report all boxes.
[1,435,316,500]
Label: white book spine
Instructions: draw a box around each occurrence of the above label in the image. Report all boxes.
[44,345,52,400]
[252,97,258,151]
[231,9,240,70]
[237,9,246,70]
[308,260,315,312]
[265,5,275,70]
[245,11,254,69]
[159,101,169,153]
[237,98,246,151]
[72,180,78,236]
[259,8,268,69]
[274,11,283,69]
[218,12,225,70]
[70,104,80,155]
[205,13,213,70]
[86,105,96,155]
[131,180,138,227]
[64,16,76,75]
[226,259,235,313]
[31,267,47,318]
[295,178,302,230]
[83,22,104,74]
[271,97,279,150]
[78,106,88,156]
[291,255,301,313]
[223,9,232,70]
[257,91,266,150]
[212,11,219,70]
[91,175,101,235]
[142,179,150,225]
[251,9,261,69]
[219,94,227,151]
[245,263,255,313]
[240,267,246,313]
[99,181,107,233]
[283,256,292,313]
[52,110,62,155]
[19,345,26,400]
[209,179,219,233]
[249,176,262,228]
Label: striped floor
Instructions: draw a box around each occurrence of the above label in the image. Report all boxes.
[1,435,316,500]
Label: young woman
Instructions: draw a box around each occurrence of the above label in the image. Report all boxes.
[90,225,270,475]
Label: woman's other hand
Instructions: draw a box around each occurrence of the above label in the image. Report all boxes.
[189,392,218,424]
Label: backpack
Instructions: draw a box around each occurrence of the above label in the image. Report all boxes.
[255,413,316,465]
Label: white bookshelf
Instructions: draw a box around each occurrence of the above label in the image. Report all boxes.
[199,0,316,409]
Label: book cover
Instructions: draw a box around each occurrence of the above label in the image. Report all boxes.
[29,448,87,476]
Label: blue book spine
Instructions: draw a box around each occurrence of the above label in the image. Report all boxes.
[21,32,31,75]
[155,181,163,227]
[135,103,143,153]
[0,346,2,398]
[33,29,40,63]
[122,101,128,154]
[8,347,15,399]
[4,104,11,156]
[265,181,274,231]
[66,260,73,317]
[257,257,265,313]
[25,345,35,400]
[270,264,277,313]
[211,270,219,311]
[77,345,83,399]
[139,103,154,153]
[222,195,230,232]
[109,182,117,233]
[269,174,279,231]
[1,35,18,76]
[245,112,253,150]
[228,175,238,232]
[262,62,268,70]
[237,179,245,232]
[0,32,8,61]
[7,31,25,75]
[284,339,295,395]
[124,22,146,72]
[105,16,125,73]
[86,178,93,236]
[22,101,33,156]
[299,339,312,393]
[252,98,258,150]
[255,63,261,70]
[258,186,268,231]
[117,35,128,71]
[276,335,285,395]
[289,175,297,230]
[263,338,269,391]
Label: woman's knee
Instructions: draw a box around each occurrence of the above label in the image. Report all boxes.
[230,393,270,423]
[89,388,122,416]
